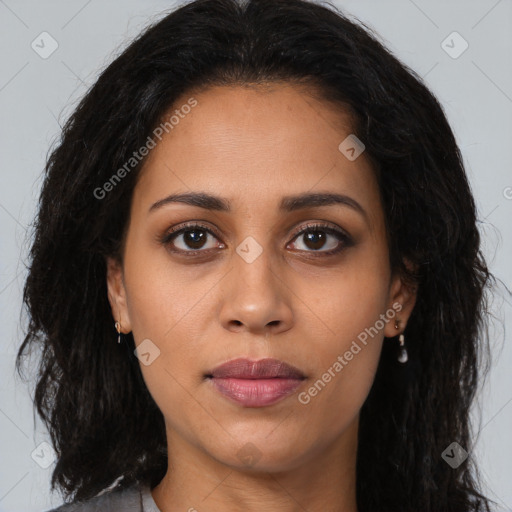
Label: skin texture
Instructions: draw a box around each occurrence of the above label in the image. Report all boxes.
[106,83,417,512]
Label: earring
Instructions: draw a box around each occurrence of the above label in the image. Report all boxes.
[115,321,122,344]
[394,319,408,363]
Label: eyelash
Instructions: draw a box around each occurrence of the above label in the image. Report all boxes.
[160,221,352,258]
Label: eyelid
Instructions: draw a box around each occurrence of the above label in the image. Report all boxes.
[288,221,350,241]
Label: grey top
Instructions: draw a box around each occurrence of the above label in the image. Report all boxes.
[44,484,161,512]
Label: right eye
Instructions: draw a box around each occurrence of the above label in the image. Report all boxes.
[161,222,225,255]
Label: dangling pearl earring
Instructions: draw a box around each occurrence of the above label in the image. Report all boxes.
[115,321,122,344]
[394,319,408,363]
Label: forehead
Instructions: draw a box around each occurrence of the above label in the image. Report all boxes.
[134,83,382,227]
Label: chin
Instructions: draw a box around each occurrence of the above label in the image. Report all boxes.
[208,434,311,473]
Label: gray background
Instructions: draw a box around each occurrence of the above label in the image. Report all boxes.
[0,1,511,511]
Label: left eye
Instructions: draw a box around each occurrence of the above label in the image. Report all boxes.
[162,222,350,256]
[288,225,348,254]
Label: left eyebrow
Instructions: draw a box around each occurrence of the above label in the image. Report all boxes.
[279,192,368,221]
[148,191,368,222]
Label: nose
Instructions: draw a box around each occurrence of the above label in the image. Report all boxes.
[218,244,294,337]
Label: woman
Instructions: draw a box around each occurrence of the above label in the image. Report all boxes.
[16,0,495,510]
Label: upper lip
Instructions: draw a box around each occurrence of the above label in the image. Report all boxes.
[207,358,306,379]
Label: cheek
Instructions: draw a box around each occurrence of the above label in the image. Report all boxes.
[297,249,391,353]
[122,234,208,340]
[121,243,221,410]
[293,250,389,418]
[294,285,386,444]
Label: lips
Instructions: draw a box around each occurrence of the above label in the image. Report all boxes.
[206,358,306,407]
[207,357,306,380]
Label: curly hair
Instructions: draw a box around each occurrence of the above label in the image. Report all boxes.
[16,0,495,510]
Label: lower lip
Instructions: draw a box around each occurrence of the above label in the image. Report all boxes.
[208,377,304,407]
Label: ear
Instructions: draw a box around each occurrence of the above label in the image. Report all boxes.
[106,256,132,333]
[383,259,418,338]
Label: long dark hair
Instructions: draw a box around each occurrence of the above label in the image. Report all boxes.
[16,0,495,510]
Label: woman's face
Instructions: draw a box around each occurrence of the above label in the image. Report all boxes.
[107,83,416,473]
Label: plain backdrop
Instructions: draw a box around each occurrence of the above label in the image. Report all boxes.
[0,1,511,511]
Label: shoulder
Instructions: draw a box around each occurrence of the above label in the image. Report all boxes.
[43,484,142,512]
